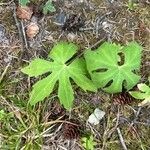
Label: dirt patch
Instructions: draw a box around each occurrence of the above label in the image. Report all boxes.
[0,0,150,150]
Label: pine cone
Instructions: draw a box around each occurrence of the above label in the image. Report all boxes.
[63,121,80,140]
[26,22,39,38]
[62,14,84,32]
[113,92,133,105]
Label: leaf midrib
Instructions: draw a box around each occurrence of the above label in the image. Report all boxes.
[31,64,67,102]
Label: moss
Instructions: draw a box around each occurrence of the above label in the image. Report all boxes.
[0,0,150,149]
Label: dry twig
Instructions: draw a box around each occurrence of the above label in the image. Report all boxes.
[0,62,11,83]
[20,21,29,49]
[117,127,128,150]
[12,2,24,52]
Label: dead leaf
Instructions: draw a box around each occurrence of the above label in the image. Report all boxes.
[17,6,33,20]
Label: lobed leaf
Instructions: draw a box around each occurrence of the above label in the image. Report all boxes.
[22,42,96,110]
[130,83,150,97]
[129,83,150,106]
[84,42,142,93]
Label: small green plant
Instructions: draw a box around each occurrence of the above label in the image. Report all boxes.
[21,42,96,110]
[0,110,14,121]
[127,0,137,10]
[84,42,142,93]
[81,135,96,150]
[43,0,56,14]
[129,81,150,106]
[19,0,30,6]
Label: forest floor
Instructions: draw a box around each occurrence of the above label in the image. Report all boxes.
[0,0,150,150]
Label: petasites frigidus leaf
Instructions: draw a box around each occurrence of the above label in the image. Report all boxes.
[129,83,150,106]
[21,42,97,110]
[84,42,142,93]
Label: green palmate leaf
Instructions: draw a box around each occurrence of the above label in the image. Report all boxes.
[43,0,56,14]
[84,42,142,93]
[19,0,30,6]
[129,83,150,100]
[81,135,96,150]
[22,42,97,110]
[129,83,150,106]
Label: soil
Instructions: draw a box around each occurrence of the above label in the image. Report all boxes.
[0,0,150,150]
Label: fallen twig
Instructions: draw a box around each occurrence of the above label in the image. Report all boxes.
[130,107,142,127]
[0,63,11,83]
[20,21,29,49]
[12,2,24,52]
[117,127,128,150]
[41,116,79,127]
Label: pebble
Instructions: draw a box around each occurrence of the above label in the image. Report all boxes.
[67,33,77,41]
[54,13,66,26]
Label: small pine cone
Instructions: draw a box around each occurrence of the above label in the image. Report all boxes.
[113,92,133,105]
[63,122,80,140]
[26,22,39,38]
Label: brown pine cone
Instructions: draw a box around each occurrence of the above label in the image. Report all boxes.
[63,121,80,140]
[113,92,134,105]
